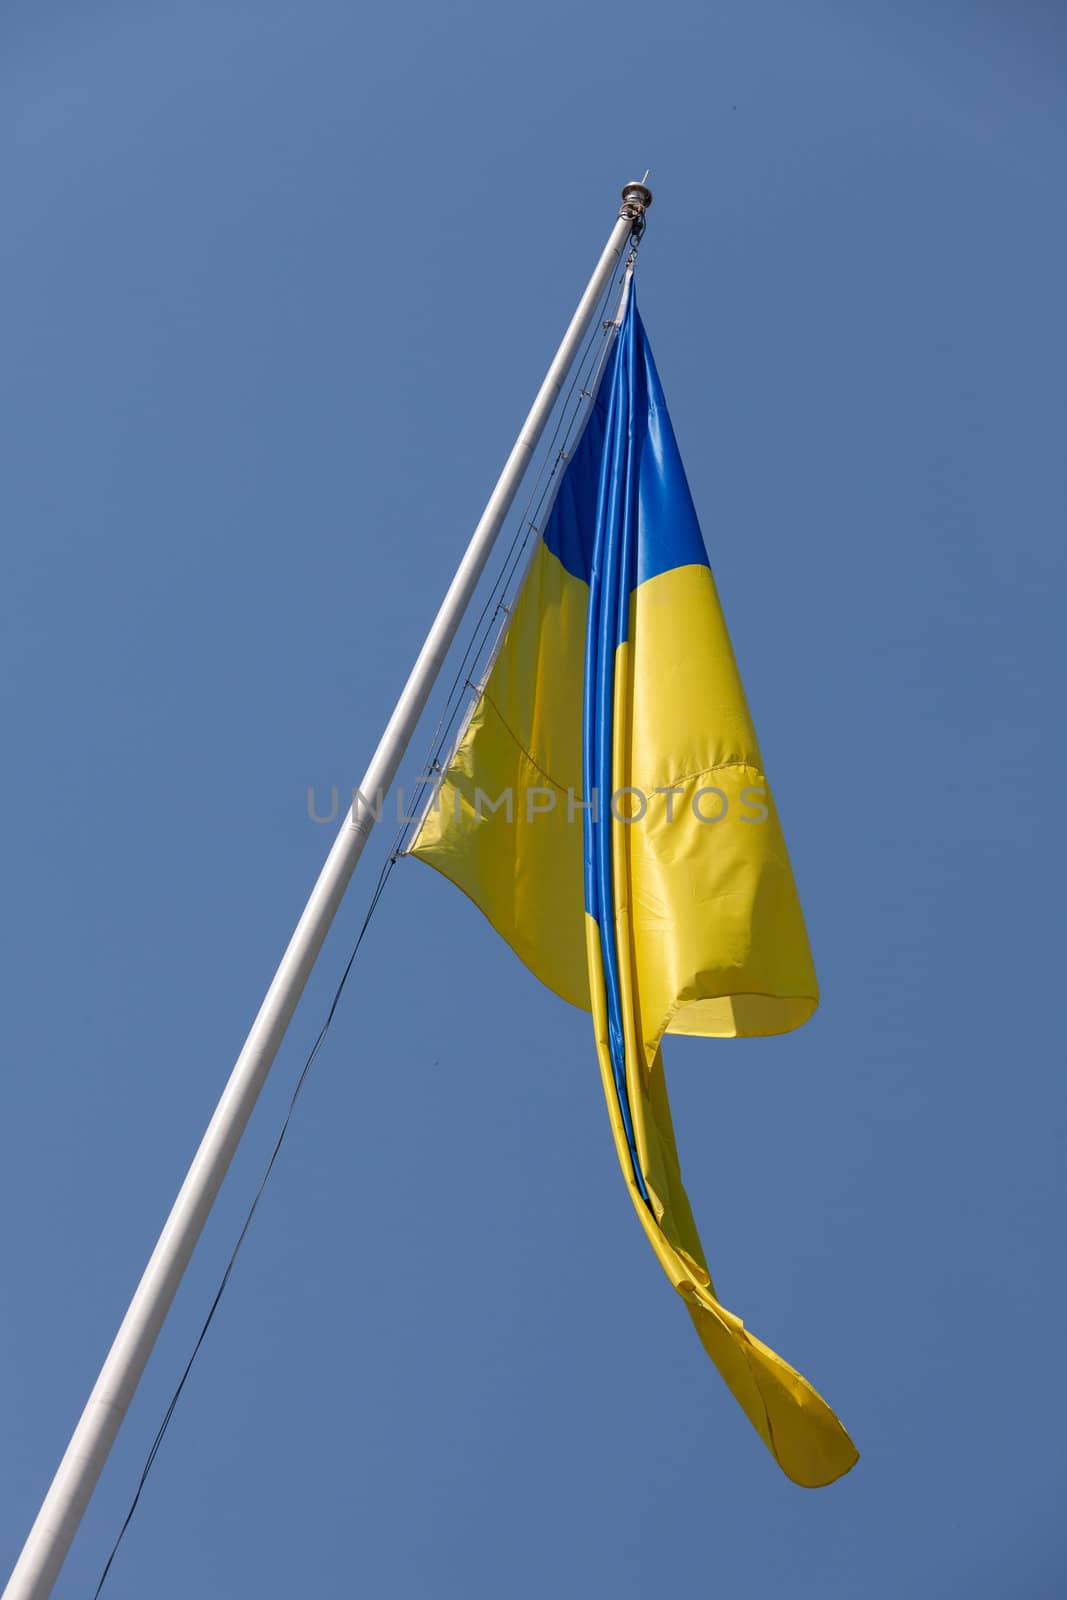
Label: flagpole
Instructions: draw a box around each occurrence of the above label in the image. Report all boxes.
[4,179,652,1600]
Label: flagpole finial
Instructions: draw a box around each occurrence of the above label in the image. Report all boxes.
[620,179,653,216]
[619,179,652,243]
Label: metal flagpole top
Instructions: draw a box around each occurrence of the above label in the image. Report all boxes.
[620,178,653,214]
[619,178,652,242]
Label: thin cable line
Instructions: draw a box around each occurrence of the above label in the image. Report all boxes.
[92,238,641,1594]
[91,856,395,1598]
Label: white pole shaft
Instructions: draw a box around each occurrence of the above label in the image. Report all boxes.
[5,192,646,1600]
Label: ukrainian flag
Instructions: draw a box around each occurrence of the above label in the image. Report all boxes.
[411,282,857,1487]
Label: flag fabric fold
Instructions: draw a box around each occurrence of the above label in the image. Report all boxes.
[410,281,857,1487]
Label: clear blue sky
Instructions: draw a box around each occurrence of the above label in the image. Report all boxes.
[2,3,1065,1595]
